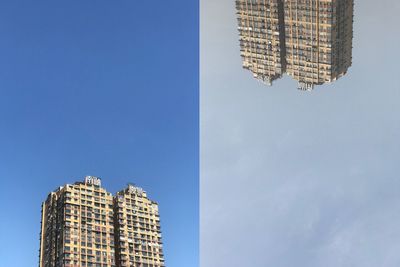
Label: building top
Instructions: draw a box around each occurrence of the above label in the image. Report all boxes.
[47,176,154,201]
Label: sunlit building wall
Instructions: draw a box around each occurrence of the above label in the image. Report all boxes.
[39,177,115,267]
[114,185,165,267]
[284,0,354,90]
[236,0,354,90]
[236,0,286,85]
[39,177,165,267]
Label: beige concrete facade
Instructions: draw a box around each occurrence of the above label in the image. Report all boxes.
[39,177,164,267]
[236,0,354,90]
[114,185,164,267]
[236,0,286,85]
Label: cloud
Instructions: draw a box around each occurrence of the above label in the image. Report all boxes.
[201,0,400,266]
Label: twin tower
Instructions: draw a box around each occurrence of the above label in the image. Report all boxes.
[236,0,354,90]
[39,176,165,267]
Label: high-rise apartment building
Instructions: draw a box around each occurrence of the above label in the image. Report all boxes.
[39,176,115,267]
[236,0,354,90]
[114,185,164,267]
[236,0,286,85]
[39,177,165,267]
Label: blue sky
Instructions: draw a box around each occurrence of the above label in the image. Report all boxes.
[0,1,198,267]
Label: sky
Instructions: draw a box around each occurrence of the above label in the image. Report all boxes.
[201,0,400,266]
[0,1,198,267]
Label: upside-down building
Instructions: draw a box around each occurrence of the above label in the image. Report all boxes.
[236,0,354,90]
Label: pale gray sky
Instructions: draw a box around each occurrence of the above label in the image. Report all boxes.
[201,0,400,266]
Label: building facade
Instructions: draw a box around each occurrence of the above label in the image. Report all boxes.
[236,0,354,90]
[236,0,286,85]
[114,185,164,267]
[39,177,165,267]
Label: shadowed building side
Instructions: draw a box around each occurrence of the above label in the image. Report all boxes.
[331,0,353,81]
[39,193,60,267]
